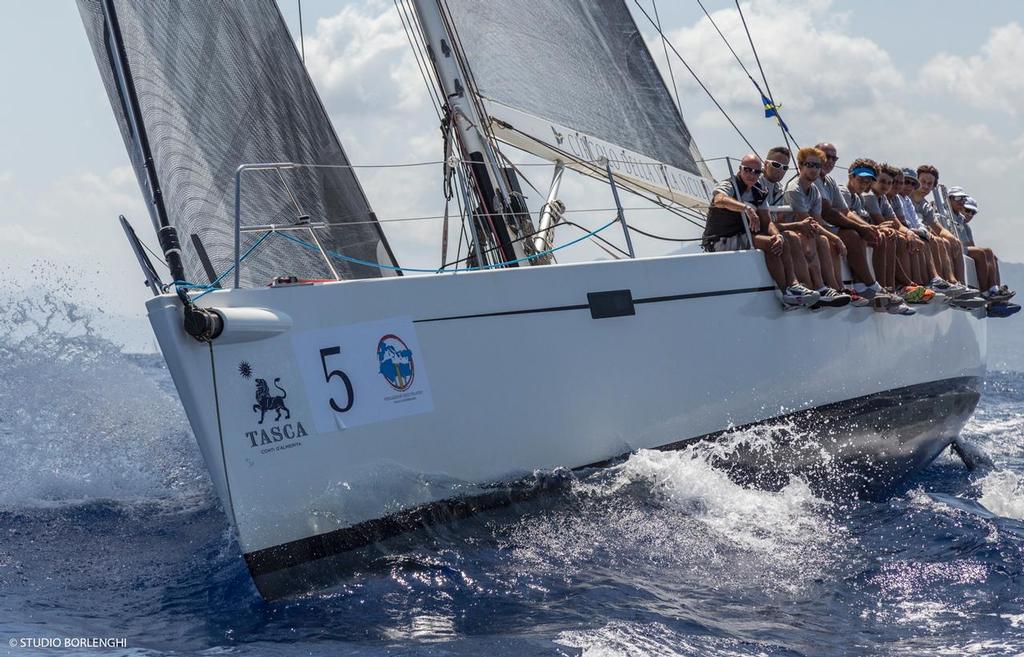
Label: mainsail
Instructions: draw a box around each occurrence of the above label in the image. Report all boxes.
[77,0,399,288]
[443,0,713,205]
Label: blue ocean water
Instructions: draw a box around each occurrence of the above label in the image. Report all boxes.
[1,295,1023,657]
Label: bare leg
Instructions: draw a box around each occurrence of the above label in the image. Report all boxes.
[986,248,1001,287]
[873,240,889,290]
[804,234,826,290]
[967,247,990,290]
[839,229,876,286]
[784,232,812,287]
[753,234,789,291]
[948,238,966,284]
[895,235,913,287]
[816,235,841,290]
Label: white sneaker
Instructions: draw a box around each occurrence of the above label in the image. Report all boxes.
[887,301,917,316]
[782,284,820,308]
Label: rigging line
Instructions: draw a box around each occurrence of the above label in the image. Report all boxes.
[695,0,758,88]
[733,0,797,150]
[297,0,305,62]
[630,0,759,156]
[625,223,703,242]
[651,0,683,118]
[395,0,444,119]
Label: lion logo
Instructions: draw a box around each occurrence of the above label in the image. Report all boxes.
[253,377,290,424]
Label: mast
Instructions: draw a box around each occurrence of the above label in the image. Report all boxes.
[411,0,529,267]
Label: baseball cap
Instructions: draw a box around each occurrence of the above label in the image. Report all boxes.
[901,168,918,181]
[963,197,979,212]
[947,186,968,198]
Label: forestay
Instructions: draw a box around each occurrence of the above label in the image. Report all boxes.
[77,0,399,288]
[443,0,713,205]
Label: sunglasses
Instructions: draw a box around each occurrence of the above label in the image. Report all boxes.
[766,160,789,172]
[963,209,977,215]
[740,165,763,175]
[824,154,839,161]
[800,161,822,169]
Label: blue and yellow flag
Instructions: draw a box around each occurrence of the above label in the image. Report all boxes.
[761,93,788,131]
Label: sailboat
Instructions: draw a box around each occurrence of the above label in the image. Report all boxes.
[78,0,986,598]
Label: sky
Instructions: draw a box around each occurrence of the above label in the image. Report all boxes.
[1,0,1022,338]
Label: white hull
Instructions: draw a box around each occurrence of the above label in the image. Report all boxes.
[147,250,987,597]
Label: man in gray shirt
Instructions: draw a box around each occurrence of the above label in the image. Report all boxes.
[814,143,883,300]
[776,146,850,307]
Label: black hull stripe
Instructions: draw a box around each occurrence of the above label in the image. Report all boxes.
[242,375,981,581]
[414,285,776,323]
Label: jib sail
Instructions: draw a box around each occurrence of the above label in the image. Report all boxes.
[77,0,399,288]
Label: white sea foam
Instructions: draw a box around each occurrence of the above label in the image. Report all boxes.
[554,621,781,657]
[506,426,844,596]
[977,469,1024,520]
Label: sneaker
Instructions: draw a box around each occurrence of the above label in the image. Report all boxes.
[901,285,929,304]
[813,287,852,308]
[782,284,820,309]
[987,286,1016,302]
[844,288,871,307]
[857,283,883,301]
[948,296,987,310]
[946,282,973,298]
[887,301,917,316]
[929,277,953,292]
[988,302,1021,318]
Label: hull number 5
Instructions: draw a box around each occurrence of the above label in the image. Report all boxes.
[319,347,354,413]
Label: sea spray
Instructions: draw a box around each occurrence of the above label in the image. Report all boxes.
[0,285,207,506]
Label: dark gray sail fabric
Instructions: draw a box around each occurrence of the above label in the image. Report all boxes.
[77,0,397,287]
[443,0,710,178]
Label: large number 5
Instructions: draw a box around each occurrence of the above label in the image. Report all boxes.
[319,346,354,413]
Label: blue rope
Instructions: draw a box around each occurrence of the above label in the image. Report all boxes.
[173,230,274,300]
[274,218,620,274]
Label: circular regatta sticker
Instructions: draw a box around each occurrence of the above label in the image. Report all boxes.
[377,334,414,391]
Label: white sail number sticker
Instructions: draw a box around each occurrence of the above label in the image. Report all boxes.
[291,317,433,433]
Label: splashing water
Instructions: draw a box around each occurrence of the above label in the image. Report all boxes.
[0,285,207,507]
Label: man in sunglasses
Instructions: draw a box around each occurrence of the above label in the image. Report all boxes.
[703,153,820,308]
[912,165,971,296]
[896,168,940,293]
[882,167,930,299]
[761,146,822,291]
[778,146,851,307]
[813,142,884,303]
[860,163,917,315]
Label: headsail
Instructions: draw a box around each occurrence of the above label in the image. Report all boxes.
[443,0,713,206]
[77,0,399,288]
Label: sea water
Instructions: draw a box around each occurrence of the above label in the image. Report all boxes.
[1,292,1022,657]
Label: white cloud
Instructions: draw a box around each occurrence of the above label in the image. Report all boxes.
[661,0,904,113]
[304,1,428,115]
[918,23,1024,115]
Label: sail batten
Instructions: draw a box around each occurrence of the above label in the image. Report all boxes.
[443,0,712,191]
[78,0,398,287]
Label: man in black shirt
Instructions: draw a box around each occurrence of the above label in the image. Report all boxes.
[702,153,819,309]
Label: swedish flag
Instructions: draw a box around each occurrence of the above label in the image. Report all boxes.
[761,93,788,131]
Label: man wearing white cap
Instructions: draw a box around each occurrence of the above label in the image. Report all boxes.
[959,195,1014,302]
